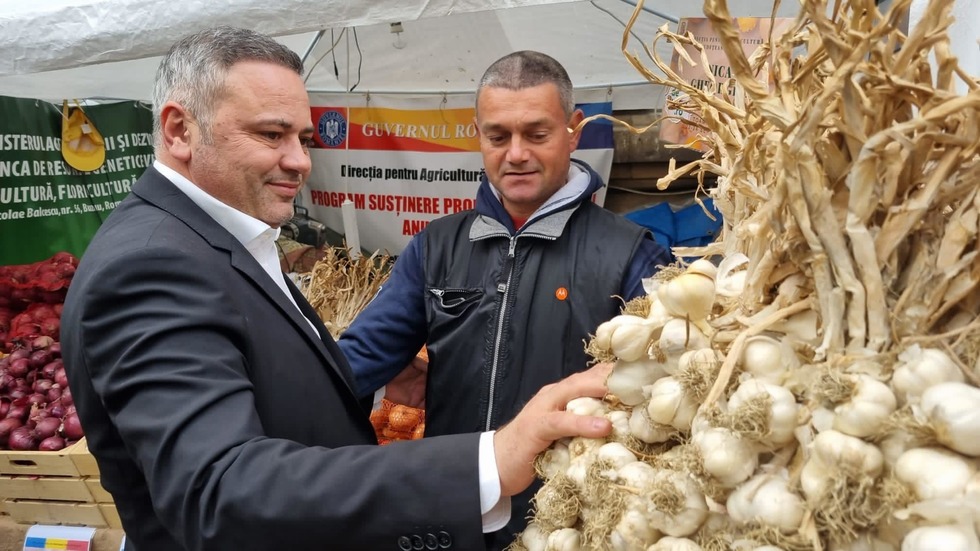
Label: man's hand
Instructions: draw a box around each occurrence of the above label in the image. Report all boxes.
[493,362,613,497]
[383,355,428,409]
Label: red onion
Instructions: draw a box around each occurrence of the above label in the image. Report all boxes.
[46,387,62,403]
[41,359,62,380]
[33,379,54,394]
[8,348,30,362]
[53,304,64,317]
[0,417,23,447]
[38,435,66,451]
[8,426,37,450]
[8,358,29,377]
[46,401,66,420]
[6,389,27,401]
[26,393,46,407]
[60,387,73,407]
[62,412,84,440]
[54,368,69,389]
[33,416,61,440]
[6,404,28,421]
[48,342,61,357]
[0,399,8,418]
[29,348,53,369]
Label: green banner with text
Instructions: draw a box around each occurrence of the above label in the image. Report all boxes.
[0,96,154,265]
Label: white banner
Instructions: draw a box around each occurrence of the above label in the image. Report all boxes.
[303,89,614,255]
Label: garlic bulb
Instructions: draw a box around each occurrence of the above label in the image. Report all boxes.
[919,382,980,456]
[645,469,710,537]
[832,375,897,438]
[891,345,964,405]
[648,296,673,327]
[895,447,977,500]
[692,426,759,487]
[537,440,571,479]
[610,509,661,551]
[800,430,884,503]
[676,347,722,377]
[660,318,710,358]
[607,359,668,405]
[740,334,797,384]
[658,271,716,322]
[629,406,674,444]
[594,314,648,355]
[522,522,549,551]
[647,376,699,431]
[900,524,980,551]
[647,536,704,550]
[611,320,658,362]
[728,378,800,446]
[607,409,631,442]
[546,528,583,551]
[597,442,638,470]
[566,397,608,417]
[726,470,804,533]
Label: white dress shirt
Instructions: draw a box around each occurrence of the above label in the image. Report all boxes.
[153,161,510,530]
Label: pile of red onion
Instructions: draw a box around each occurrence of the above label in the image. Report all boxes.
[0,335,83,451]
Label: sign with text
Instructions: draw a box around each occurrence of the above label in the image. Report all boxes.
[660,17,795,152]
[304,91,614,255]
[0,96,153,265]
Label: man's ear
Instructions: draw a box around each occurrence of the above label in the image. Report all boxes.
[568,108,585,151]
[160,102,193,162]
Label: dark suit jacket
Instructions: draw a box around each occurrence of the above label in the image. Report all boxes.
[61,167,485,550]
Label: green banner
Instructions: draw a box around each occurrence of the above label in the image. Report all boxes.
[0,96,154,265]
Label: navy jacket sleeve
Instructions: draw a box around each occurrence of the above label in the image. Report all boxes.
[339,233,429,398]
[619,233,674,300]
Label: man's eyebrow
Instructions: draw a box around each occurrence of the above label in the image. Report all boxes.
[256,118,315,134]
[480,119,551,131]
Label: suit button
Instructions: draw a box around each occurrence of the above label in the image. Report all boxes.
[424,533,439,550]
[397,536,412,551]
[437,531,452,548]
[411,534,425,550]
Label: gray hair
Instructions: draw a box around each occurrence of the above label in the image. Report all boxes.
[476,51,575,119]
[152,26,304,149]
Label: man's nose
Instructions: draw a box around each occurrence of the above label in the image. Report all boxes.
[281,137,312,176]
[505,136,531,163]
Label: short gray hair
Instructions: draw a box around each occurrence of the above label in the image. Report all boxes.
[476,51,574,119]
[152,26,304,149]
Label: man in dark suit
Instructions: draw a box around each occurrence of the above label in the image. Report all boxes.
[60,26,612,551]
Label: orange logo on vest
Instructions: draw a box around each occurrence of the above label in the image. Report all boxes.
[555,287,569,301]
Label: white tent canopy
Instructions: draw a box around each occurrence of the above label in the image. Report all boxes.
[0,0,805,108]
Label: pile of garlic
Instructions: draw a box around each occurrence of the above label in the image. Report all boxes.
[511,0,980,547]
[516,259,980,551]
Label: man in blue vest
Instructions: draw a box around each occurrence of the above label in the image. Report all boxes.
[339,50,672,549]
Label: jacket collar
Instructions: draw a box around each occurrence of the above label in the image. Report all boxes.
[470,158,601,240]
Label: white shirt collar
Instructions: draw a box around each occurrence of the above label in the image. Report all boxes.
[153,160,279,247]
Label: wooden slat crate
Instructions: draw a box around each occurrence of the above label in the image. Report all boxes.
[0,438,116,528]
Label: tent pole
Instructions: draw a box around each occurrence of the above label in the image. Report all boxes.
[300,30,327,66]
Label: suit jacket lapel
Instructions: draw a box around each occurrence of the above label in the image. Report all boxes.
[284,278,361,392]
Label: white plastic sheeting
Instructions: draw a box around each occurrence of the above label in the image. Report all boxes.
[0,0,580,75]
[0,0,856,106]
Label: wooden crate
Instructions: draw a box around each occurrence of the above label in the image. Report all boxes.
[1,499,108,527]
[0,441,86,477]
[0,438,115,528]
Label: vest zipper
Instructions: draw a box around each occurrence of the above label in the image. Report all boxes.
[486,235,518,431]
